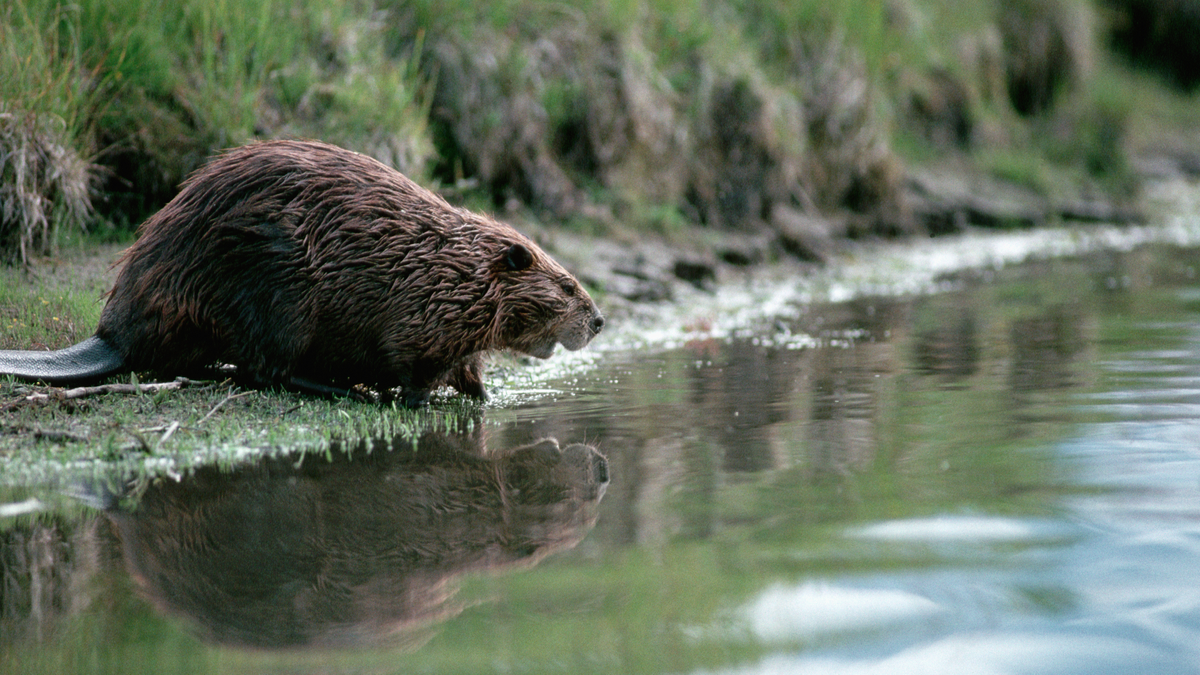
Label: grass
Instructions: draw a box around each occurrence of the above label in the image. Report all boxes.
[0,241,113,349]
[0,243,493,488]
[1,0,434,233]
[0,1,100,263]
[4,0,1200,485]
[0,369,493,492]
[4,0,1200,244]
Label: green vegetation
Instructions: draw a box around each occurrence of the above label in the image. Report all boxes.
[3,0,1200,478]
[0,242,112,349]
[0,371,489,491]
[3,0,1199,255]
[0,1,98,263]
[2,0,431,236]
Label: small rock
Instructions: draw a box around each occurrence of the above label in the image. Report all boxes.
[718,246,760,266]
[771,205,836,263]
[907,166,1047,232]
[609,269,672,302]
[963,196,1043,229]
[673,258,717,290]
[1058,200,1142,225]
[710,230,773,266]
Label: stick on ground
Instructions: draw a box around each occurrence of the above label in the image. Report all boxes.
[2,377,198,410]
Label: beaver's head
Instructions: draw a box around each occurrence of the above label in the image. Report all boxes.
[491,241,604,359]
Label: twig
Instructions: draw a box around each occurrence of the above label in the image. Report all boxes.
[138,424,196,434]
[155,420,181,451]
[18,377,197,405]
[33,428,90,444]
[197,390,255,426]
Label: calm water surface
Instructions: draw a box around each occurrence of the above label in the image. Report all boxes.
[5,243,1200,674]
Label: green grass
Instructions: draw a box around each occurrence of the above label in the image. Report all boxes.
[0,244,490,487]
[2,0,434,233]
[74,0,429,152]
[975,148,1055,195]
[5,0,1200,243]
[0,372,491,490]
[0,1,97,140]
[0,2,103,261]
[0,243,113,349]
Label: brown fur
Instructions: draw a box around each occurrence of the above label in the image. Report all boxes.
[95,139,603,403]
[103,432,609,648]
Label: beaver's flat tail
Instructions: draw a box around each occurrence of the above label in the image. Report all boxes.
[0,336,126,384]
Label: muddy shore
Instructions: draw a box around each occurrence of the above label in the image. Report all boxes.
[534,152,1200,325]
[2,153,1200,480]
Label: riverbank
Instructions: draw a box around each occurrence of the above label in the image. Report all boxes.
[3,172,1200,489]
[5,0,1200,484]
[9,212,1200,675]
[5,0,1200,263]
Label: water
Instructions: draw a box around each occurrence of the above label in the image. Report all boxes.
[4,240,1200,674]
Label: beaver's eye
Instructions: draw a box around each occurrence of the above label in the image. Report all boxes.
[559,279,576,295]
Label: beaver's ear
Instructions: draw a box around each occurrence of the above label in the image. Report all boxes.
[504,243,534,271]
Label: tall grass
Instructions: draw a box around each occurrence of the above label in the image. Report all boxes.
[1,0,434,244]
[0,1,100,263]
[0,2,93,130]
[1,0,1194,260]
[71,0,430,159]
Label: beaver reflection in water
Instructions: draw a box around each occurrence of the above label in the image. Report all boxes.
[0,140,604,406]
[101,433,608,649]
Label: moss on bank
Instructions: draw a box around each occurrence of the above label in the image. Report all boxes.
[0,374,487,490]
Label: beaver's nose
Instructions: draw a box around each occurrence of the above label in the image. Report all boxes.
[590,313,606,334]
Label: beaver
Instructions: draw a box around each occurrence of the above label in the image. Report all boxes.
[101,431,609,648]
[0,140,604,405]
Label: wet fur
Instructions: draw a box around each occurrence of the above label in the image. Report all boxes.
[102,432,609,648]
[5,140,603,403]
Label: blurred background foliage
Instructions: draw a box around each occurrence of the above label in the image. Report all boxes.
[2,0,1199,261]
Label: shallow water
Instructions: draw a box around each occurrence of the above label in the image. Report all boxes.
[5,239,1200,674]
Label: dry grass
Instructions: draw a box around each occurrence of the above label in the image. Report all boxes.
[422,3,908,236]
[0,112,95,265]
[2,0,1195,257]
